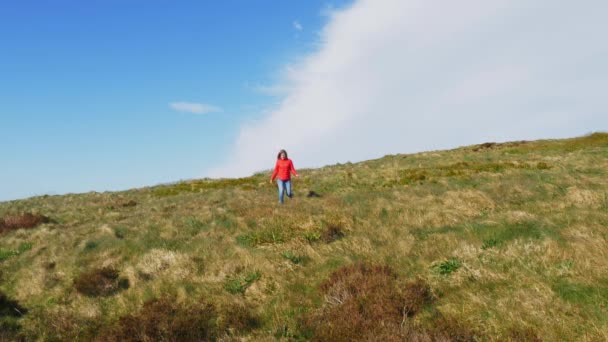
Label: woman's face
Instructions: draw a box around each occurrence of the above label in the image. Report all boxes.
[280,152,286,159]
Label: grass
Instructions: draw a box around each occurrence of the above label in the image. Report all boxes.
[224,270,261,294]
[432,258,461,275]
[0,133,607,340]
[0,243,32,261]
[281,251,307,265]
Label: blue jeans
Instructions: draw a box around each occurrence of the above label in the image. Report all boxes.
[277,179,292,204]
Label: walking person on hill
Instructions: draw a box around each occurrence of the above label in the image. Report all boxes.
[270,149,298,204]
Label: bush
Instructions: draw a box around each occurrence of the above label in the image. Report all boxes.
[101,298,217,341]
[304,263,433,341]
[73,267,129,297]
[101,298,259,341]
[0,213,50,234]
[217,302,260,333]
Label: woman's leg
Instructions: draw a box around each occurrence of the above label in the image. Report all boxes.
[285,180,292,198]
[277,179,285,204]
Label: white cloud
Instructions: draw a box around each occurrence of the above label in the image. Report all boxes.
[170,102,222,114]
[293,20,303,31]
[249,83,294,97]
[208,0,608,178]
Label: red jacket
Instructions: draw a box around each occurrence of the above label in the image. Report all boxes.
[271,159,298,181]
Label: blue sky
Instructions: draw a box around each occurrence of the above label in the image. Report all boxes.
[2,0,607,202]
[0,1,351,201]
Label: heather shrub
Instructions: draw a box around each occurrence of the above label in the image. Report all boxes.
[73,267,129,297]
[101,298,259,341]
[0,213,50,234]
[304,263,433,341]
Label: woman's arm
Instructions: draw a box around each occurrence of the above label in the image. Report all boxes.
[270,162,279,181]
[290,160,298,177]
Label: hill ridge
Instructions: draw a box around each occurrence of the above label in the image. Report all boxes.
[1,132,607,340]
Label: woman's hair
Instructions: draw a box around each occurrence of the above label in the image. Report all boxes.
[277,149,288,159]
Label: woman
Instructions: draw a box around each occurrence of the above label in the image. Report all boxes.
[270,149,298,204]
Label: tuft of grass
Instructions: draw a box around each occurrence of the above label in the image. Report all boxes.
[282,251,306,265]
[225,270,262,294]
[481,238,501,250]
[113,226,128,239]
[84,240,99,251]
[432,258,461,275]
[237,227,287,247]
[303,231,321,243]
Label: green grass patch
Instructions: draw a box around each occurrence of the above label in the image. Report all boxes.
[225,271,262,294]
[412,225,465,240]
[303,231,321,243]
[84,240,99,251]
[281,251,307,265]
[399,160,553,186]
[417,220,548,247]
[471,221,545,246]
[237,227,288,247]
[552,279,608,307]
[212,214,237,231]
[184,217,207,236]
[152,177,258,197]
[432,258,461,275]
[481,238,501,250]
[0,243,33,261]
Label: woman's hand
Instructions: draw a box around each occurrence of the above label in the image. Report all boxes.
[269,179,273,184]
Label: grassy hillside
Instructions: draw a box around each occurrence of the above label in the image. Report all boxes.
[1,133,607,341]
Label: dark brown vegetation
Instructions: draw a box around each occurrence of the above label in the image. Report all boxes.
[0,213,50,234]
[100,298,258,341]
[106,199,138,209]
[301,263,490,341]
[471,140,528,152]
[0,292,27,342]
[304,263,434,341]
[307,190,321,198]
[0,291,27,317]
[119,200,137,208]
[73,267,129,297]
[321,223,345,243]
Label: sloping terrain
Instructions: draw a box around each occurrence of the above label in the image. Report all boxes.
[1,133,607,341]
